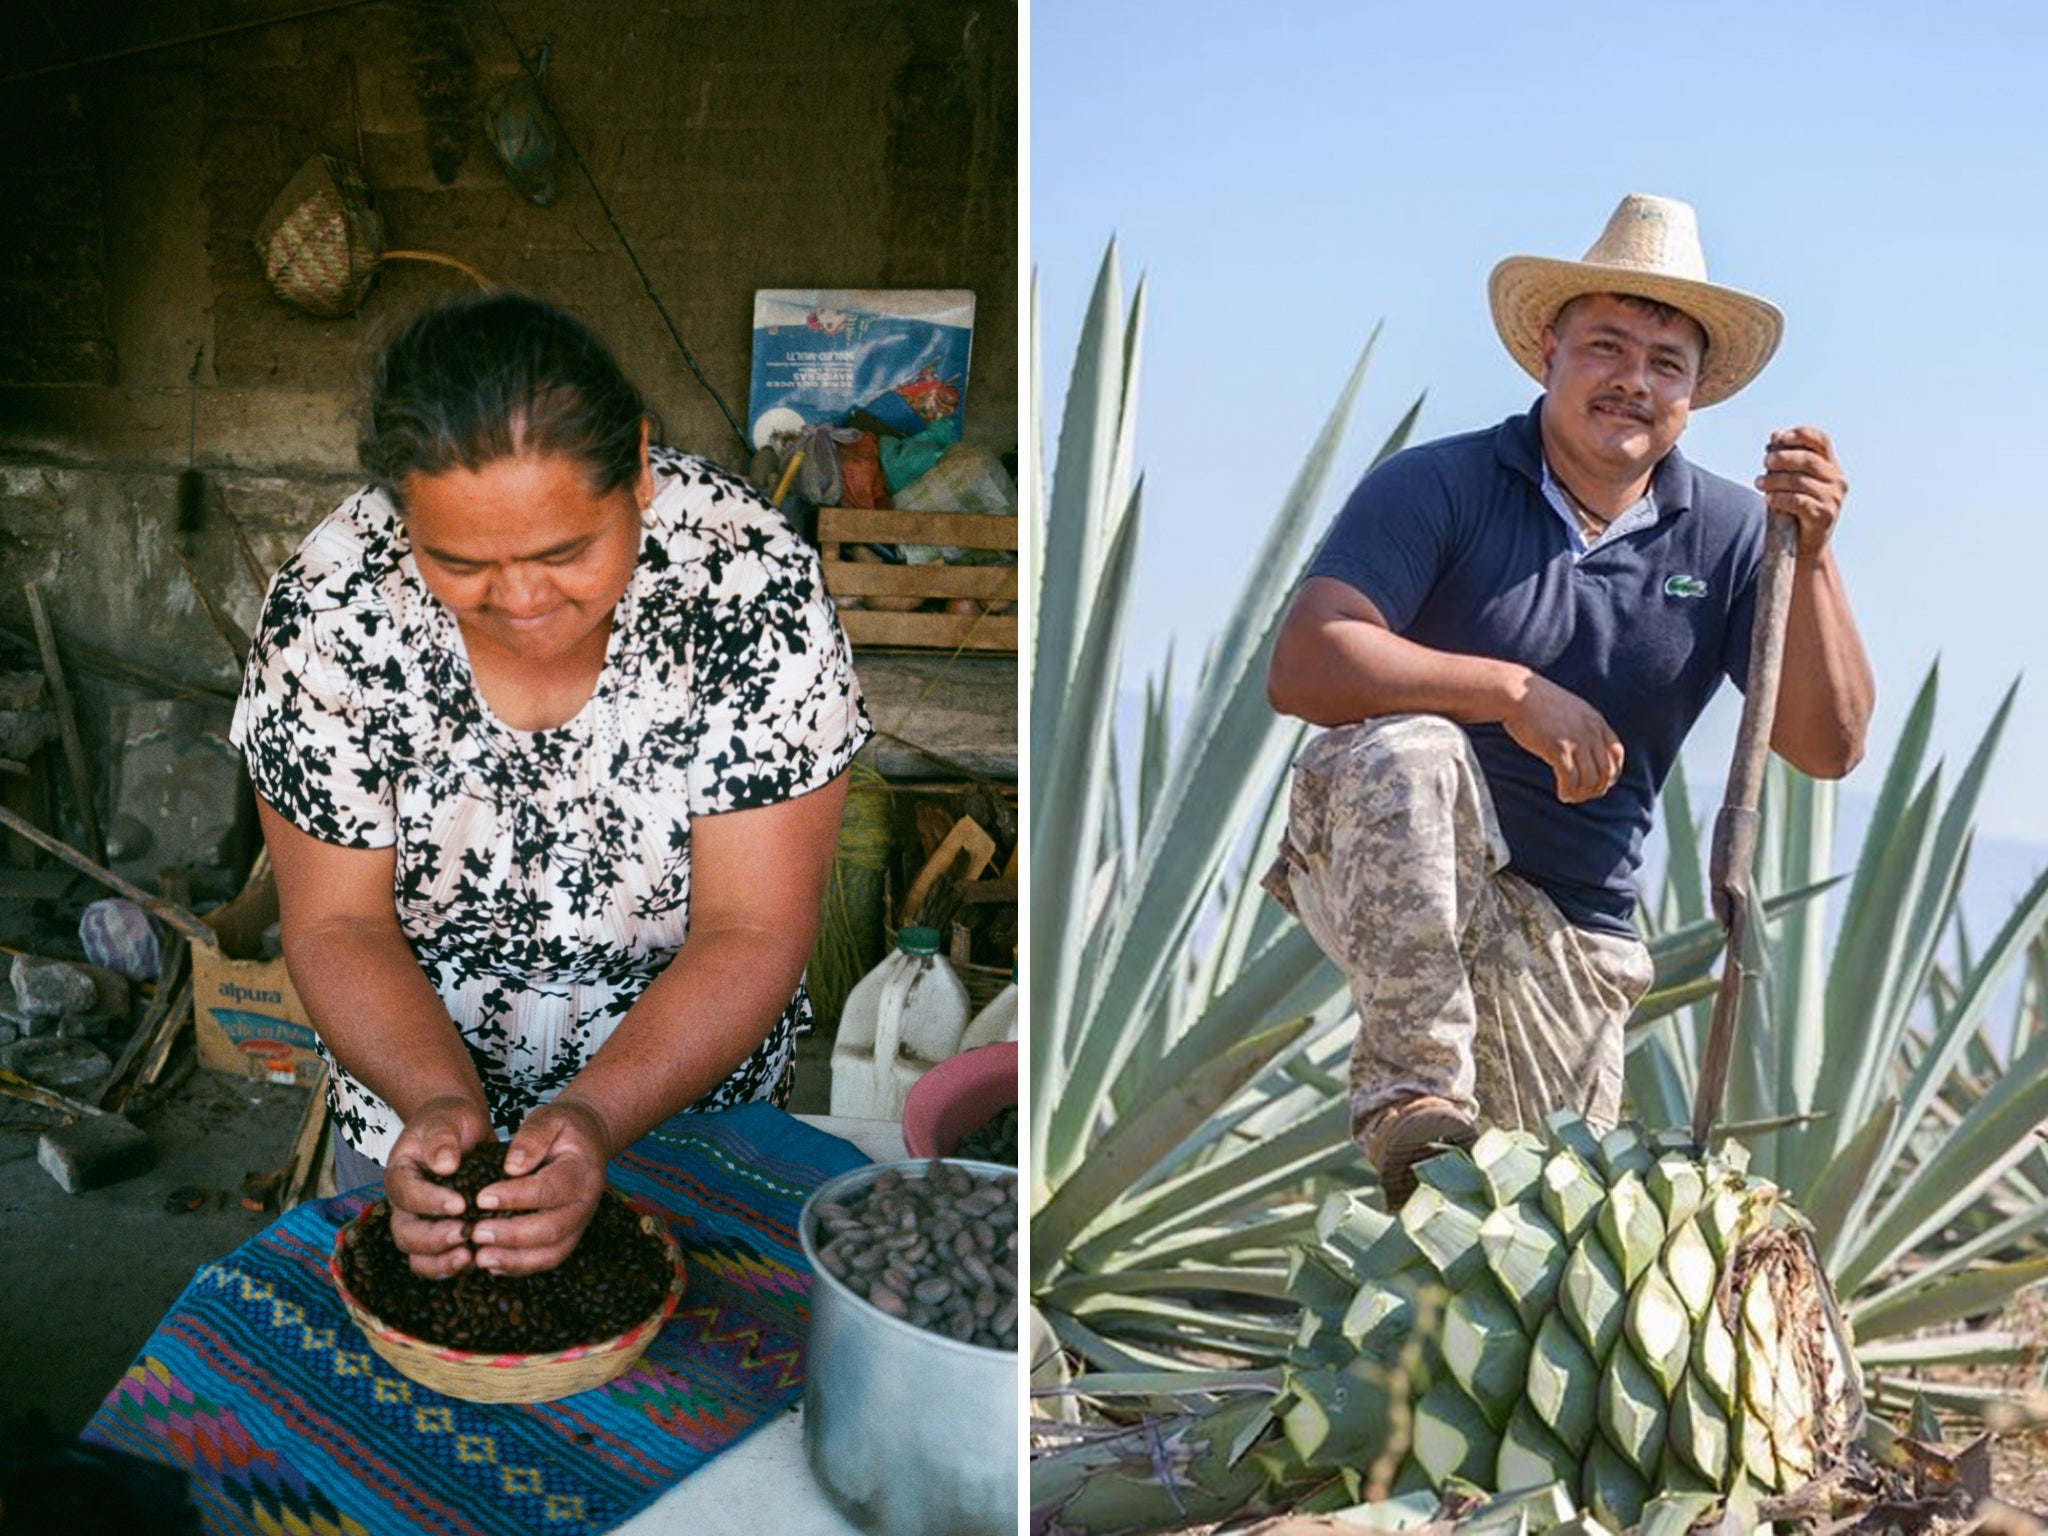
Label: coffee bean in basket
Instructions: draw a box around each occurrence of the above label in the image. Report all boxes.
[811,1162,1018,1350]
[338,1140,672,1354]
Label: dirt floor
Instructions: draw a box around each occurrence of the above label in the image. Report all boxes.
[1943,1286,2048,1512]
[0,1069,309,1435]
[0,1025,836,1437]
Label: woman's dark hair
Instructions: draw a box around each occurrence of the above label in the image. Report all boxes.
[357,292,654,504]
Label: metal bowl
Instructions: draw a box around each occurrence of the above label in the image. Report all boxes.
[797,1159,1018,1536]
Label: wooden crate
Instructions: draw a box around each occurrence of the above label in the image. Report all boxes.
[818,506,1019,652]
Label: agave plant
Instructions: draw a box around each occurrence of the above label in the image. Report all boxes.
[1030,245,2048,1533]
[1030,242,1420,1377]
[1036,1116,1863,1535]
[1633,687,2048,1419]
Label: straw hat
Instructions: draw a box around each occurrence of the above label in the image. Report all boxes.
[1488,193,1783,408]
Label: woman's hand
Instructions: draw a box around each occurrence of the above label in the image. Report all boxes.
[468,1097,616,1277]
[385,1094,494,1279]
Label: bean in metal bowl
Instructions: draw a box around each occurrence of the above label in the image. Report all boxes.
[810,1161,1017,1350]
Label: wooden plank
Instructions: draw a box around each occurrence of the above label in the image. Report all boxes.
[957,877,1018,906]
[23,582,105,864]
[102,978,193,1113]
[93,933,190,1109]
[0,756,48,868]
[899,816,999,926]
[820,559,1018,600]
[0,803,216,943]
[818,508,1020,551]
[282,1066,331,1211]
[836,611,1018,651]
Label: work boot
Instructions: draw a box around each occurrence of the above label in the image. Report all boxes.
[1362,1095,1477,1210]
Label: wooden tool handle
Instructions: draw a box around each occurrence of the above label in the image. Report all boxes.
[1692,510,1801,1147]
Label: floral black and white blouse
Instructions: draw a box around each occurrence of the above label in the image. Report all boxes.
[230,449,872,1161]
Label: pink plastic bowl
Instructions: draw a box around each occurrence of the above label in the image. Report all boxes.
[901,1041,1018,1158]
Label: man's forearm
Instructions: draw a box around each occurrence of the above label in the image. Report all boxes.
[552,923,809,1156]
[1269,608,1532,728]
[1771,546,1873,778]
[281,917,484,1122]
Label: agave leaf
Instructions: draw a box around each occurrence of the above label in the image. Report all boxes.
[1628,976,1723,1032]
[1033,1003,1321,1277]
[1032,248,1139,813]
[1854,1332,2032,1368]
[1205,718,1311,1005]
[1054,358,1401,1160]
[1032,486,1143,1188]
[1029,1395,1276,1534]
[1837,663,1941,923]
[1029,272,1046,609]
[1849,1254,2048,1340]
[1626,757,1703,1129]
[1826,700,2013,1176]
[1766,766,1835,1128]
[1864,1379,2040,1420]
[1661,755,1708,929]
[1802,1096,1899,1268]
[1880,860,2048,1189]
[1161,1008,1353,1173]
[1071,1101,1354,1274]
[1810,769,1941,1161]
[1838,1017,2048,1294]
[1135,1208,1324,1271]
[1046,1266,1299,1309]
[1891,683,2018,1000]
[1643,878,1841,992]
[1047,1305,1204,1377]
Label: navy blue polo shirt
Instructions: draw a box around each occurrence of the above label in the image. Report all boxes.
[1306,400,1764,935]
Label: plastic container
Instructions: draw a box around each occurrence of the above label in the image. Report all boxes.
[902,1041,1017,1159]
[956,979,1017,1053]
[799,1159,1017,1535]
[828,926,971,1120]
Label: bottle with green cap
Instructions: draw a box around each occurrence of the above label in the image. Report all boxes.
[829,924,972,1120]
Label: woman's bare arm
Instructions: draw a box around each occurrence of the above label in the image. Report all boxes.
[467,768,852,1275]
[257,797,485,1275]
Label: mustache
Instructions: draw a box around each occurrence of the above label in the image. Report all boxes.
[1591,394,1653,423]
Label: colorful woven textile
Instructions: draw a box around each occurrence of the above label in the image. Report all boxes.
[80,1104,868,1535]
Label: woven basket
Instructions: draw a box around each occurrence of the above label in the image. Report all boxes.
[328,1193,686,1403]
[255,153,384,317]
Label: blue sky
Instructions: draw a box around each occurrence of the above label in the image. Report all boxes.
[1033,2,2048,858]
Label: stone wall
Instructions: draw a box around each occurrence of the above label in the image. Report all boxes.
[0,0,1017,696]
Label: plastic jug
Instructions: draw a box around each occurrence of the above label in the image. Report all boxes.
[956,979,1017,1053]
[830,927,971,1120]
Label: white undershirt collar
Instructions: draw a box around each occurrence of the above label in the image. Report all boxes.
[1540,459,1660,558]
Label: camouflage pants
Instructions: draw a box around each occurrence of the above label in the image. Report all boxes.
[1261,715,1653,1149]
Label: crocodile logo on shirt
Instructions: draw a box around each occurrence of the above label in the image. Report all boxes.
[1664,574,1709,599]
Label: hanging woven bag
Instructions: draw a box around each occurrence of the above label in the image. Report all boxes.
[252,57,386,317]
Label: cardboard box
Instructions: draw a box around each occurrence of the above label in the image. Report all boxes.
[191,852,323,1088]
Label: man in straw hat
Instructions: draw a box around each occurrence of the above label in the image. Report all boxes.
[1262,193,1873,1206]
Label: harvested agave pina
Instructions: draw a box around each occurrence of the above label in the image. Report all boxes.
[1274,1117,1862,1530]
